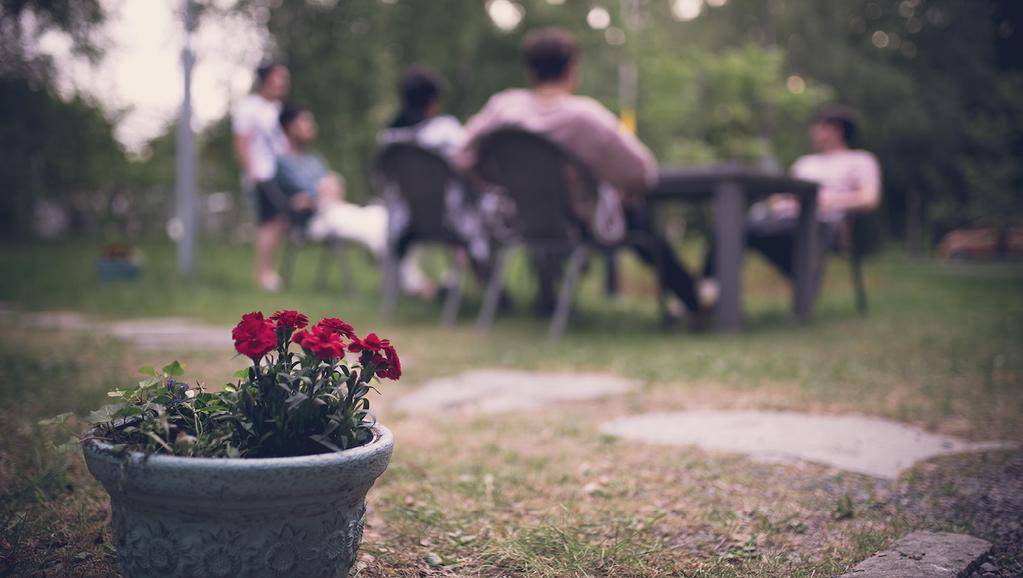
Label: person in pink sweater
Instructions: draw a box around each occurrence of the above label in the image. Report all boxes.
[456,27,701,319]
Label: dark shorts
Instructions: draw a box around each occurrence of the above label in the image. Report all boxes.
[253,178,290,224]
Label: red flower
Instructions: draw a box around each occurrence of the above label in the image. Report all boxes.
[291,329,310,348]
[349,332,384,354]
[270,310,308,331]
[294,326,346,360]
[316,317,355,339]
[379,343,402,380]
[232,312,276,360]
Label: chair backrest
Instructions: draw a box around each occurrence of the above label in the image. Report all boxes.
[375,142,462,243]
[476,127,596,243]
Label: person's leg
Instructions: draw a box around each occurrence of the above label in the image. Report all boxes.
[254,180,291,291]
[529,245,565,317]
[745,216,799,279]
[625,205,700,313]
[256,216,288,290]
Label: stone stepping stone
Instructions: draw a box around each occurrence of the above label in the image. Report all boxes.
[106,318,231,350]
[599,410,1015,480]
[5,310,233,351]
[395,369,637,415]
[839,531,991,577]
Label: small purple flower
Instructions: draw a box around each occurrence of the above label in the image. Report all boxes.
[166,378,189,406]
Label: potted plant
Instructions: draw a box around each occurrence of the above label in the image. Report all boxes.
[96,243,142,281]
[80,310,400,578]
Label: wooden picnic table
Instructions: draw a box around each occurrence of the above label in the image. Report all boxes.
[648,166,821,332]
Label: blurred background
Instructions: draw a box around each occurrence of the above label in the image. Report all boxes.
[1,0,1020,254]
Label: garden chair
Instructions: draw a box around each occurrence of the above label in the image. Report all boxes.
[808,209,880,316]
[473,127,665,341]
[279,219,362,295]
[375,142,475,325]
[842,211,881,315]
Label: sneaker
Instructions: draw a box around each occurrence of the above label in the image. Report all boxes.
[698,279,720,309]
[259,273,282,293]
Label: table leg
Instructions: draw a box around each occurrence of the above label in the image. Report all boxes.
[792,186,819,321]
[714,181,744,331]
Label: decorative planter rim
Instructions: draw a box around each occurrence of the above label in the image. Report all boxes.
[83,423,393,501]
[84,422,392,469]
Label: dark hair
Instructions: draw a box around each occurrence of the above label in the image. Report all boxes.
[522,27,578,83]
[390,66,443,129]
[814,105,857,145]
[255,63,285,89]
[278,103,310,130]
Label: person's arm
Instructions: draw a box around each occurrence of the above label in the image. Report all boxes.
[453,94,502,190]
[819,153,882,214]
[578,99,658,201]
[233,134,253,180]
[274,156,314,211]
[231,102,256,181]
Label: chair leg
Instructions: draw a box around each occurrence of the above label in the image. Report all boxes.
[476,245,512,333]
[441,253,467,326]
[315,241,333,291]
[548,245,590,341]
[280,237,298,289]
[603,248,619,298]
[379,246,401,322]
[336,242,356,297]
[851,254,868,315]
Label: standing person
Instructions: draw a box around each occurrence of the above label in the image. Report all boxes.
[232,62,291,291]
[456,27,703,320]
[700,106,881,303]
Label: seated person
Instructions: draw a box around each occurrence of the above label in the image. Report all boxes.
[377,67,491,283]
[379,66,466,157]
[701,106,881,301]
[455,27,703,319]
[275,104,432,297]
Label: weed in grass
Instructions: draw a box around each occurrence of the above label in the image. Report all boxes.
[832,494,856,521]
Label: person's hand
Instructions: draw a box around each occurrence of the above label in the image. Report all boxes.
[290,192,314,211]
[318,175,345,203]
[767,193,799,217]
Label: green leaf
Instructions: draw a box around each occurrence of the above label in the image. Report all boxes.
[113,406,144,418]
[38,412,74,426]
[162,361,185,377]
[87,403,126,424]
[138,365,157,376]
[232,368,250,379]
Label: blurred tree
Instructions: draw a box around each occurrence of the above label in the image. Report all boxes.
[0,0,124,239]
[0,79,125,238]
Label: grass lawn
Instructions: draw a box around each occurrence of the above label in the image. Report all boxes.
[1,238,1021,577]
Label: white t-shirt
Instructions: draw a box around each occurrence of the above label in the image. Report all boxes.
[232,94,286,183]
[378,115,466,158]
[791,149,881,222]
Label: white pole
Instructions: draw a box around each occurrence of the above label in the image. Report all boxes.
[175,0,199,277]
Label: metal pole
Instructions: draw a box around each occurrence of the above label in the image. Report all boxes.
[176,0,199,277]
[618,0,641,133]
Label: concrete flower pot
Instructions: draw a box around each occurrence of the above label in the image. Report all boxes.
[82,424,393,578]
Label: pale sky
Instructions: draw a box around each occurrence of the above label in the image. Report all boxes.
[40,0,266,153]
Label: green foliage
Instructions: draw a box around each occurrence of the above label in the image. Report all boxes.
[0,78,127,238]
[832,494,855,521]
[638,43,832,166]
[87,318,398,458]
